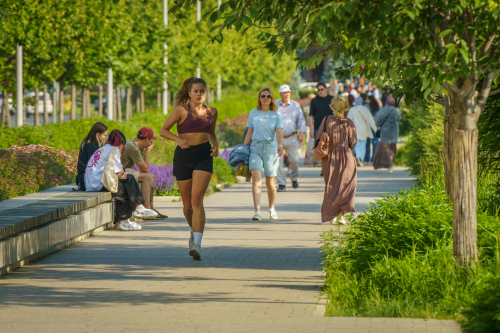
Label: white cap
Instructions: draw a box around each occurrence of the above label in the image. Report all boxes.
[279,84,292,93]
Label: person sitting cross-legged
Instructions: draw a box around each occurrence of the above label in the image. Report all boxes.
[121,127,167,219]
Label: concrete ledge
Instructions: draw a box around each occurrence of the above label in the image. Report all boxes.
[0,191,112,240]
[0,202,113,276]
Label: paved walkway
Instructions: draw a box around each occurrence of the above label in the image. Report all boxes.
[0,165,461,333]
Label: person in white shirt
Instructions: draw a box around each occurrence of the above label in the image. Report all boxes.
[346,95,377,166]
[276,84,306,191]
[85,129,158,231]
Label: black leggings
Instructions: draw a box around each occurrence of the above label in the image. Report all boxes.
[103,174,145,223]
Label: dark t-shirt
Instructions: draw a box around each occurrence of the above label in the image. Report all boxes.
[310,95,333,130]
[76,142,98,191]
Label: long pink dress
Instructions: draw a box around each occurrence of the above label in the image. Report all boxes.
[316,116,358,222]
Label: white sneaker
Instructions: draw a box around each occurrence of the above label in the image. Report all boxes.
[329,216,339,224]
[269,208,278,220]
[133,204,158,219]
[252,211,261,221]
[189,232,194,249]
[189,243,201,260]
[338,216,347,225]
[129,221,142,230]
[388,166,394,174]
[118,220,140,231]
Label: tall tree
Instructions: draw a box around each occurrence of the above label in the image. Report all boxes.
[171,0,500,265]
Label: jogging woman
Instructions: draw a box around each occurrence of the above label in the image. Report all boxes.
[159,77,218,260]
[243,88,284,221]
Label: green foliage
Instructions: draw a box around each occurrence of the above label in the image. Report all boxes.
[321,182,500,319]
[298,89,316,99]
[217,114,248,147]
[400,101,444,176]
[0,143,77,201]
[212,156,236,185]
[462,274,500,333]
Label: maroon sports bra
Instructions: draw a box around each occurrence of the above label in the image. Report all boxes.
[177,104,213,135]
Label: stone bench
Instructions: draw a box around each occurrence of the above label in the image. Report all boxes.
[0,190,114,275]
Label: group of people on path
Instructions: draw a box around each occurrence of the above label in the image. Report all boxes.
[74,75,401,261]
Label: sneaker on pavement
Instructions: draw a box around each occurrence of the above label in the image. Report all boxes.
[338,216,347,225]
[151,209,168,220]
[129,221,142,230]
[133,205,158,219]
[252,211,262,221]
[292,181,299,189]
[277,185,286,192]
[269,208,278,220]
[118,220,140,231]
[388,166,394,174]
[189,243,201,260]
[329,217,338,225]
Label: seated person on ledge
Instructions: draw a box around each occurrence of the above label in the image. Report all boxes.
[121,127,165,217]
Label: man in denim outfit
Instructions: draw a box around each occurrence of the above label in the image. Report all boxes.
[276,84,306,192]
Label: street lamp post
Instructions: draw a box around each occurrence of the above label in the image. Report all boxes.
[162,0,168,115]
[107,68,113,120]
[217,0,222,101]
[16,44,23,127]
[196,0,201,78]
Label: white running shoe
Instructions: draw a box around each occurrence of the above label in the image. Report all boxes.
[329,217,339,225]
[189,232,194,249]
[118,220,140,231]
[133,204,158,219]
[189,243,201,260]
[129,221,142,230]
[388,166,394,174]
[338,216,347,225]
[269,208,278,220]
[252,211,261,221]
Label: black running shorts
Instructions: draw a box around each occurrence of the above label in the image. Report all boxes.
[173,141,214,181]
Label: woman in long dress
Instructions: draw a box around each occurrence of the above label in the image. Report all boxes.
[316,96,358,224]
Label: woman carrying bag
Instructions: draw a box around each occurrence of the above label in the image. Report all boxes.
[314,96,358,225]
[85,129,158,231]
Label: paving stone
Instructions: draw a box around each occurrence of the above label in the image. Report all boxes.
[0,165,460,332]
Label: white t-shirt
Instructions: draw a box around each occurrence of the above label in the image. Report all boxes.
[85,144,123,192]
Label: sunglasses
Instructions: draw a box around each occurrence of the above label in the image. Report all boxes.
[317,88,325,91]
[260,94,272,99]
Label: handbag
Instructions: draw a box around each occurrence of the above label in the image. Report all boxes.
[100,147,119,193]
[313,116,330,160]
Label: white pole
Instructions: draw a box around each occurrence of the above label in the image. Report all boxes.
[217,0,221,100]
[16,44,23,127]
[196,1,201,77]
[107,68,113,120]
[162,0,168,115]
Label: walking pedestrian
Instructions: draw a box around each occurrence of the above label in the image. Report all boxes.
[373,94,402,173]
[243,88,284,221]
[315,96,357,224]
[159,77,219,260]
[76,122,108,191]
[347,95,377,166]
[85,129,159,231]
[363,95,381,164]
[304,94,320,166]
[309,83,333,176]
[276,84,306,192]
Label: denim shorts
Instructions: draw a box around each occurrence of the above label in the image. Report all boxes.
[249,140,279,177]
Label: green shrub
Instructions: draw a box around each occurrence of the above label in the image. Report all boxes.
[322,182,500,319]
[298,89,317,99]
[462,273,500,333]
[212,156,236,185]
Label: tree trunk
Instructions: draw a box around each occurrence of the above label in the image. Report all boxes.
[82,87,87,118]
[87,88,91,117]
[126,87,132,120]
[1,91,11,127]
[443,86,479,265]
[135,85,140,113]
[43,86,49,125]
[52,84,57,124]
[116,86,122,123]
[140,85,145,112]
[59,87,64,123]
[98,85,103,117]
[34,87,40,127]
[71,83,76,120]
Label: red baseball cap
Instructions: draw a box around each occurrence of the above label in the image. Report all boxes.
[139,127,156,140]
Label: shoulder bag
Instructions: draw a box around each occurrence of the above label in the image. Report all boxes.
[313,116,330,160]
[101,147,119,193]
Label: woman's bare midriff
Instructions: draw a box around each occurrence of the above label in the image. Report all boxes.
[178,132,210,146]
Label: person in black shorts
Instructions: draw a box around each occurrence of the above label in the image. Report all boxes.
[159,77,219,260]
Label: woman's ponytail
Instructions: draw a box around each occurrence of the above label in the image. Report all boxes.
[106,129,126,147]
[173,76,207,107]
